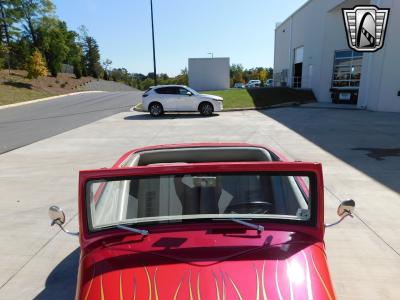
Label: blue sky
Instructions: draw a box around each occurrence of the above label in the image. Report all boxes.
[54,0,307,76]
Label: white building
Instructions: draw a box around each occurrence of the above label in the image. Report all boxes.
[188,57,230,91]
[274,0,400,112]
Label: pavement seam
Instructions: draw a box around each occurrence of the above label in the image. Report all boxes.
[0,212,79,290]
[325,186,400,257]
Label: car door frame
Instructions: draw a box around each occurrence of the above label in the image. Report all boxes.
[174,87,196,111]
[154,87,176,111]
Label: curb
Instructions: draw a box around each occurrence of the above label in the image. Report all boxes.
[297,104,361,111]
[132,102,300,113]
[221,102,300,112]
[0,91,107,110]
[133,103,144,112]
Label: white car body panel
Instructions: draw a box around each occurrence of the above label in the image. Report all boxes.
[160,94,176,110]
[175,94,195,111]
[142,85,223,113]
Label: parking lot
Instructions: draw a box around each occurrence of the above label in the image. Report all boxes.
[0,107,399,299]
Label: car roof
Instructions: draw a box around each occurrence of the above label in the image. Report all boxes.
[150,84,188,89]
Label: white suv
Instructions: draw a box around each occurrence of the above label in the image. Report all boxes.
[142,85,223,116]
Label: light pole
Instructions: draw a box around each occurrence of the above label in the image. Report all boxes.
[208,52,214,58]
[150,0,157,85]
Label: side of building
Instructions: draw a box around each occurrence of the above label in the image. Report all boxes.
[188,57,230,91]
[274,0,400,112]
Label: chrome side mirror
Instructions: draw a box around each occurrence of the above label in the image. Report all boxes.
[48,206,78,236]
[337,199,355,217]
[325,199,355,228]
[186,91,192,96]
[49,205,65,226]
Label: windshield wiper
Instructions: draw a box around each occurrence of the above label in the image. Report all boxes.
[213,218,264,234]
[116,224,149,236]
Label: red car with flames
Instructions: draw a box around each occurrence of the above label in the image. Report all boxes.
[49,143,355,300]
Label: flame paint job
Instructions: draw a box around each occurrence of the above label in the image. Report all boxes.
[75,143,335,300]
[76,230,335,300]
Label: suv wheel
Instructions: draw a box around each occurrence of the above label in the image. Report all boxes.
[149,103,163,117]
[199,102,213,116]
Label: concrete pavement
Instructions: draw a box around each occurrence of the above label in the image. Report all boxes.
[0,108,399,299]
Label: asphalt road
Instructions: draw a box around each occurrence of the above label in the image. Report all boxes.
[0,91,142,154]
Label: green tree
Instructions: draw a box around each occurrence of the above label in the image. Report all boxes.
[8,36,30,68]
[0,0,21,45]
[26,48,47,78]
[64,30,83,79]
[16,0,54,46]
[0,2,107,80]
[258,67,268,83]
[83,36,102,78]
[230,64,244,86]
[140,77,154,90]
[37,17,69,76]
[175,67,188,85]
[0,0,22,72]
[102,58,112,79]
[248,68,259,80]
[73,61,82,78]
[110,67,129,82]
[0,44,7,69]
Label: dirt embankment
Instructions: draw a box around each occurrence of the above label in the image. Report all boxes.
[0,70,93,106]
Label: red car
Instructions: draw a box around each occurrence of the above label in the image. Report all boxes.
[49,143,355,300]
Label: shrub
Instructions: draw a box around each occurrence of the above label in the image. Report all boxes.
[73,62,82,79]
[26,49,48,79]
[139,78,154,90]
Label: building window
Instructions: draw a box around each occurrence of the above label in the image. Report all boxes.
[332,50,363,88]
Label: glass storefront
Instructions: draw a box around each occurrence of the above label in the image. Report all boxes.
[332,50,363,88]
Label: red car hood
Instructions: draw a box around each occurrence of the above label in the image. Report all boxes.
[77,230,335,300]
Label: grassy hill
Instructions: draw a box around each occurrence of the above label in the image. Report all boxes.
[0,70,92,106]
